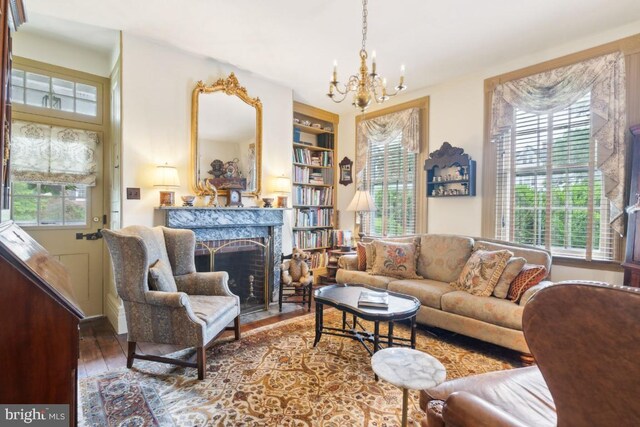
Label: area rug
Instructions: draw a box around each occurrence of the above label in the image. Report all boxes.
[79,310,519,426]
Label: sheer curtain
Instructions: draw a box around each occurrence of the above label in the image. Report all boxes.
[491,52,626,235]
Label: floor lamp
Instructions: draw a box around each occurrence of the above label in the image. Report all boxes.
[347,190,377,239]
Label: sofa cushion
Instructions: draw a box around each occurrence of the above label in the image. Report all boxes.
[474,240,551,278]
[335,269,395,290]
[362,236,420,272]
[188,295,237,326]
[417,235,474,282]
[441,290,524,330]
[508,264,547,302]
[356,242,367,271]
[493,256,526,299]
[371,240,422,279]
[451,249,513,297]
[387,279,455,309]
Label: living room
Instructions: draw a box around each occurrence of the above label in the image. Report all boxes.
[1,0,639,426]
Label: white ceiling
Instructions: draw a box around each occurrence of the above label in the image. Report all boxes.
[22,0,640,114]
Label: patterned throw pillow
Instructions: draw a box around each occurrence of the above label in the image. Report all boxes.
[371,240,423,279]
[508,264,547,302]
[451,249,513,296]
[356,242,367,271]
[148,259,178,293]
[493,256,527,299]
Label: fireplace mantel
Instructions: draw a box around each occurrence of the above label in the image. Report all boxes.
[158,207,289,303]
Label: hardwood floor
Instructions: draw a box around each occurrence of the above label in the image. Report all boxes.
[78,302,313,379]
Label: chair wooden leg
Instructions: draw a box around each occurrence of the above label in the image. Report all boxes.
[234,316,241,341]
[127,341,136,369]
[278,283,283,312]
[197,346,206,380]
[307,283,312,311]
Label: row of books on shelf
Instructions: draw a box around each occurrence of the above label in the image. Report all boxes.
[293,186,333,205]
[317,133,335,149]
[293,166,331,184]
[307,251,329,269]
[293,148,333,166]
[293,229,332,250]
[294,207,334,228]
[331,230,352,248]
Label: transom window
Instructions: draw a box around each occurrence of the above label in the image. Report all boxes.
[11,68,98,117]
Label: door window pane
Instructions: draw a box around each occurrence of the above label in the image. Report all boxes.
[10,182,89,227]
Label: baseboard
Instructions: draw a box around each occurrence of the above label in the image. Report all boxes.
[106,292,127,334]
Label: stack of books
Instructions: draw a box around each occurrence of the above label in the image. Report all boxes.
[357,290,389,309]
[309,172,324,185]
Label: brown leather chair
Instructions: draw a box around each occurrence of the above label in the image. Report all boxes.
[420,281,640,427]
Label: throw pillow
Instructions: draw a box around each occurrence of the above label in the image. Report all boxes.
[356,242,367,271]
[451,249,513,297]
[493,256,527,298]
[508,264,547,302]
[371,240,423,280]
[148,259,178,292]
[364,236,420,272]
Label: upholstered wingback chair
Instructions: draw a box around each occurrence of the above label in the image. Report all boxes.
[103,225,240,380]
[420,281,640,426]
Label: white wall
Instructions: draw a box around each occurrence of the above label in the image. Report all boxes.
[337,21,640,286]
[120,33,294,251]
[13,31,113,77]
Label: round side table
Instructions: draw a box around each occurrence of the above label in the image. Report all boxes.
[371,348,446,427]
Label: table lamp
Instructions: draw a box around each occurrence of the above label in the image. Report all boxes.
[347,190,377,239]
[154,163,180,207]
[273,174,291,208]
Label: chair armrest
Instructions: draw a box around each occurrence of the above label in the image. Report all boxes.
[174,271,235,297]
[443,392,529,427]
[519,280,553,306]
[338,254,359,270]
[145,290,189,307]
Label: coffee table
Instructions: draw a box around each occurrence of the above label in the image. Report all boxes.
[313,284,420,356]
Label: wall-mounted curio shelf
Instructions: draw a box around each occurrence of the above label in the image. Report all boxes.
[424,142,476,198]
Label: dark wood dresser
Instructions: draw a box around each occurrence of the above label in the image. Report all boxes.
[623,124,640,287]
[0,221,84,425]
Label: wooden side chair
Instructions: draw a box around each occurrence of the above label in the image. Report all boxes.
[278,253,313,312]
[103,225,241,380]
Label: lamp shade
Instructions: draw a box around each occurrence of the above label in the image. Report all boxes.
[153,164,180,188]
[347,190,377,212]
[273,175,291,193]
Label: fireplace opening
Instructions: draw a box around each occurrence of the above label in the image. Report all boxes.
[195,238,269,314]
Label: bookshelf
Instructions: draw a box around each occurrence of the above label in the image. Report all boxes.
[292,102,339,281]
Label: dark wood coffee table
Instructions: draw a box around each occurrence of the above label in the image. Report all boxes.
[313,284,420,356]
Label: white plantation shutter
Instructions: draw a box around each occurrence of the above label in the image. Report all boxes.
[495,92,615,261]
[362,133,417,236]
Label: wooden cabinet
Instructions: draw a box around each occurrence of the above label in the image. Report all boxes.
[623,124,640,287]
[292,102,339,281]
[0,221,84,425]
[424,141,476,198]
[0,0,25,210]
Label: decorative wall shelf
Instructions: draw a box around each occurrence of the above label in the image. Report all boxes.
[424,142,476,198]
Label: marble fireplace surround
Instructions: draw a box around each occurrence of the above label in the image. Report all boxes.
[159,207,286,303]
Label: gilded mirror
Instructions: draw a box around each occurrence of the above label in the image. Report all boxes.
[191,73,262,198]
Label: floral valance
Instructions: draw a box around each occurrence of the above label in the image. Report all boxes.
[356,107,420,177]
[491,52,627,235]
[10,120,99,186]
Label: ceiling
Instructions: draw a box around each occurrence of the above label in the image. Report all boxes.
[22,0,640,114]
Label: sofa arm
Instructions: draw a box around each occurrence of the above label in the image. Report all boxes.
[338,254,359,270]
[442,392,529,427]
[145,290,189,308]
[519,280,553,306]
[174,271,235,297]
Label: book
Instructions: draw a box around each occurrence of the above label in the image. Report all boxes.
[358,290,389,309]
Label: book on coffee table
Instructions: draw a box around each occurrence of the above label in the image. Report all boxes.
[358,290,389,309]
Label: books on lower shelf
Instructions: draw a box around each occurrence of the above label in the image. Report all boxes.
[293,229,332,249]
[293,148,333,166]
[294,208,334,228]
[308,251,329,269]
[358,290,389,309]
[293,186,333,205]
[331,230,352,248]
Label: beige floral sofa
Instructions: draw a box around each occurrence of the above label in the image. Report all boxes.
[336,235,552,356]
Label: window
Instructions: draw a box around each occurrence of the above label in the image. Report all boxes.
[11,67,98,117]
[494,93,615,260]
[362,133,417,236]
[11,182,88,226]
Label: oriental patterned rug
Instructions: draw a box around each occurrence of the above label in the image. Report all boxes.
[79,310,519,426]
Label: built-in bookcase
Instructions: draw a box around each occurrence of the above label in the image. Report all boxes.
[292,102,339,280]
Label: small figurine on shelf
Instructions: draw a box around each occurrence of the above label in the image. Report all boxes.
[281,247,313,287]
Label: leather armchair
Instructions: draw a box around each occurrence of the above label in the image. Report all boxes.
[103,225,241,380]
[420,281,640,426]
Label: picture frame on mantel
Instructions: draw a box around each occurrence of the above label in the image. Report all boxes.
[339,156,353,186]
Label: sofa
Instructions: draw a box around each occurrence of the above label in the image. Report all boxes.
[336,234,552,356]
[418,281,640,427]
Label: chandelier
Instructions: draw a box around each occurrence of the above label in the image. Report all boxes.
[327,0,406,112]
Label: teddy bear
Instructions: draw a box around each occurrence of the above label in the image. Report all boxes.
[281,247,313,287]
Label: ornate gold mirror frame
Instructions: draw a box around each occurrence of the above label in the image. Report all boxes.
[190,72,263,198]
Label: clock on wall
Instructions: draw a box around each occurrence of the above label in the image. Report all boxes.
[226,188,243,207]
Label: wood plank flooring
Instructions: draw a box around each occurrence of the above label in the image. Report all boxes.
[79,302,313,379]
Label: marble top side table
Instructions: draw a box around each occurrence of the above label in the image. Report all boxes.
[372,348,446,427]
